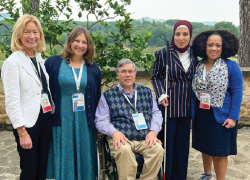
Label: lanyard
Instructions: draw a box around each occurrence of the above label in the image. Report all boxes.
[122,90,138,113]
[23,51,43,92]
[70,59,84,93]
[30,59,43,92]
[203,64,207,83]
[30,59,41,79]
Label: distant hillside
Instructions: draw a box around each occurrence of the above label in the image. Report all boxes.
[199,21,217,26]
[0,13,11,21]
[135,17,217,26]
[136,17,166,23]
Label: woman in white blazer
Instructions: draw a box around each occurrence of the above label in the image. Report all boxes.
[1,14,54,180]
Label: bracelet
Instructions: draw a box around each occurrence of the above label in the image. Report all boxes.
[17,126,25,133]
[19,131,28,137]
[18,128,26,134]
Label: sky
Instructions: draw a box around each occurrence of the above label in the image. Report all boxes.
[69,0,240,26]
[1,0,240,26]
[126,0,239,25]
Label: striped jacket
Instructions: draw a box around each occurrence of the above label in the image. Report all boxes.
[151,45,196,118]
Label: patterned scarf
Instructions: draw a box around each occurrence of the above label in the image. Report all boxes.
[192,58,228,107]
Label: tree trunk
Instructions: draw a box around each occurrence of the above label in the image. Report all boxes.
[31,0,40,14]
[239,0,250,67]
[23,0,40,14]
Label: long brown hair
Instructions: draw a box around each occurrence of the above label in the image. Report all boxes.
[62,27,95,65]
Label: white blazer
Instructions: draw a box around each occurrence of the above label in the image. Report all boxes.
[1,51,54,129]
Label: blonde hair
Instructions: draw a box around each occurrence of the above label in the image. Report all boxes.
[11,14,46,52]
[62,27,95,65]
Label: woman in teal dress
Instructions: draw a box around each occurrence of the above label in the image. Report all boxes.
[45,27,102,180]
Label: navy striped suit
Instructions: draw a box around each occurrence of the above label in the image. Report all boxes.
[151,45,196,180]
[151,45,196,117]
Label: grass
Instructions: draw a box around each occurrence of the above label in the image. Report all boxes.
[228,57,237,61]
[0,52,6,61]
[142,46,165,54]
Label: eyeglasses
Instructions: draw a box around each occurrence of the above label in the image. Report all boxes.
[118,70,135,75]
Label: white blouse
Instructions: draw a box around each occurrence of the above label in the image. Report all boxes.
[176,49,191,72]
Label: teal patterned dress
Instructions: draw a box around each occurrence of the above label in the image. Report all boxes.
[46,60,97,180]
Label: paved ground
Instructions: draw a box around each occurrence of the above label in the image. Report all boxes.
[1,128,250,180]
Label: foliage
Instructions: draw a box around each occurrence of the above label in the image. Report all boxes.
[214,21,240,37]
[165,19,180,27]
[0,0,75,57]
[0,0,155,85]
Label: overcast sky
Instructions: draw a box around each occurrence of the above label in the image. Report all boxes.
[69,0,239,26]
[127,0,239,25]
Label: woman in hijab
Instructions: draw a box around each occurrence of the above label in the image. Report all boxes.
[151,20,196,180]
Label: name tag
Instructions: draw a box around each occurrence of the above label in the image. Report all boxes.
[72,93,85,112]
[199,93,210,109]
[41,93,52,113]
[132,113,148,130]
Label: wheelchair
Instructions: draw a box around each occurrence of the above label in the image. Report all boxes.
[97,133,163,180]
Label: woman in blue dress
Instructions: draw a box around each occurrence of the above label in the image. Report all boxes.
[45,27,102,180]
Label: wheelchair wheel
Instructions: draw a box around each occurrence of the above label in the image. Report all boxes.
[100,138,107,180]
[107,164,118,180]
[97,136,107,180]
[157,165,163,180]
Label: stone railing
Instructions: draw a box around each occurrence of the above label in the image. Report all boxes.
[1,67,250,130]
[0,83,12,130]
[238,67,250,127]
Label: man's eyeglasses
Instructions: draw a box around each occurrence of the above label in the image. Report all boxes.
[119,70,135,75]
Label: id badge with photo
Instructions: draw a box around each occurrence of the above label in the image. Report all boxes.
[132,113,148,130]
[72,93,85,112]
[199,93,211,109]
[41,93,52,113]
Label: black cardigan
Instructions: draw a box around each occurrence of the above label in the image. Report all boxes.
[45,55,102,128]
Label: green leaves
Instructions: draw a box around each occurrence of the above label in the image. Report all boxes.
[78,11,82,18]
[0,0,153,87]
[214,21,239,38]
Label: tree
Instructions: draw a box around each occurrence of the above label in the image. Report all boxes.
[192,22,207,30]
[165,19,180,27]
[214,21,239,37]
[0,0,154,85]
[239,0,250,67]
[23,0,40,14]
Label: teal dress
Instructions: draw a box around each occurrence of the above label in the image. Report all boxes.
[47,60,97,180]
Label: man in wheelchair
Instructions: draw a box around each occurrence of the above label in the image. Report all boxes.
[95,59,164,180]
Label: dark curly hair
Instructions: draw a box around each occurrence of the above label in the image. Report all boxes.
[192,29,239,59]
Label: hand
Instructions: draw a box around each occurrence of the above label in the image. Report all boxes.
[222,118,236,129]
[160,98,169,107]
[20,134,32,149]
[112,131,128,151]
[145,131,162,147]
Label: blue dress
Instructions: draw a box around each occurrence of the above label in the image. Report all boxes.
[192,98,238,157]
[47,60,97,180]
